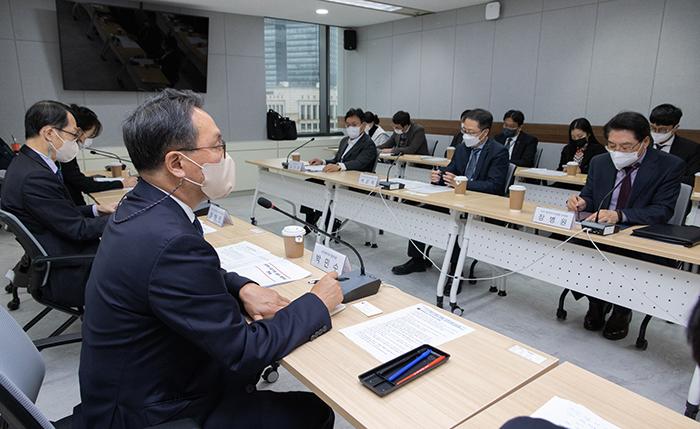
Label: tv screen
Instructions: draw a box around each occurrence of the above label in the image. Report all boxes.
[56,1,208,92]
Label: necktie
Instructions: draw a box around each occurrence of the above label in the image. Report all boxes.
[615,165,637,210]
[192,218,204,235]
[465,148,482,180]
[55,169,64,183]
[505,137,513,150]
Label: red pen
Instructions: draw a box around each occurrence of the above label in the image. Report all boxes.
[396,355,446,385]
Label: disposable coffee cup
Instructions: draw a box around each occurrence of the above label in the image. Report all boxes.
[695,172,700,193]
[509,185,526,211]
[282,225,305,258]
[446,147,456,160]
[454,176,468,195]
[566,161,579,176]
[291,152,301,162]
[109,163,123,178]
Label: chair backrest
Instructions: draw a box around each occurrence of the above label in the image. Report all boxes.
[0,138,15,171]
[430,140,439,156]
[534,147,543,168]
[669,183,692,226]
[504,163,517,194]
[0,209,50,289]
[0,306,53,429]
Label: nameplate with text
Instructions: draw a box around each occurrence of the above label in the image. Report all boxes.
[287,160,305,172]
[358,173,379,187]
[207,204,233,227]
[532,207,574,230]
[311,243,351,276]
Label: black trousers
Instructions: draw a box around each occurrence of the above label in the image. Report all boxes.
[204,389,334,429]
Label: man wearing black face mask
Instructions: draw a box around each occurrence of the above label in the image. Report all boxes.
[494,110,539,168]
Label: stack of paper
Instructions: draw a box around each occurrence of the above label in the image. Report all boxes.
[304,165,325,172]
[215,241,310,287]
[523,168,568,177]
[531,396,620,429]
[394,178,450,194]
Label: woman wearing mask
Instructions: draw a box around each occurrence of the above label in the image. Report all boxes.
[362,111,390,147]
[60,105,138,206]
[558,117,606,174]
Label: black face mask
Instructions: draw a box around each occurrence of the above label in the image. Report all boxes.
[572,137,587,148]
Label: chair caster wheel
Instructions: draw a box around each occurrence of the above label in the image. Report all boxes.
[364,242,371,247]
[684,402,699,419]
[556,309,567,320]
[7,298,19,311]
[489,286,497,293]
[262,367,279,383]
[497,291,507,297]
[250,217,257,226]
[5,283,13,293]
[371,243,378,248]
[635,338,648,350]
[450,303,464,316]
[378,229,384,235]
[469,279,477,285]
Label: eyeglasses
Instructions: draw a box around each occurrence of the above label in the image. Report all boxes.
[463,129,483,137]
[177,138,226,154]
[650,124,675,133]
[607,141,641,152]
[53,127,83,140]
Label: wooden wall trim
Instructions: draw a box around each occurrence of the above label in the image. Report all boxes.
[338,117,700,144]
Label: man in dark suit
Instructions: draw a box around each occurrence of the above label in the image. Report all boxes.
[649,103,700,186]
[567,111,683,340]
[79,89,342,429]
[377,110,429,155]
[60,104,138,206]
[1,101,115,307]
[392,109,510,279]
[494,110,539,168]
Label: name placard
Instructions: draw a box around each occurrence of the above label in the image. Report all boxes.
[207,204,233,227]
[532,207,574,230]
[311,243,351,276]
[358,173,379,187]
[287,160,305,171]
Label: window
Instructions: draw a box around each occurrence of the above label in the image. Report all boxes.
[264,18,344,135]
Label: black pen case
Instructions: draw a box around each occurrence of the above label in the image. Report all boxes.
[358,344,450,397]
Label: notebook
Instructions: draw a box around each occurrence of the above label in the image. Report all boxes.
[631,224,700,248]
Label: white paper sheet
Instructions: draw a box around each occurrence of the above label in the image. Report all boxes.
[304,165,325,172]
[339,303,474,362]
[201,223,217,235]
[522,168,568,177]
[93,177,123,183]
[531,396,620,429]
[215,241,310,287]
[420,156,448,162]
[114,35,140,49]
[394,178,450,194]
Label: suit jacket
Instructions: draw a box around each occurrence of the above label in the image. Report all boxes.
[78,180,331,429]
[495,131,539,168]
[667,135,700,186]
[377,121,429,155]
[60,157,123,206]
[558,140,607,174]
[500,417,566,429]
[439,138,510,196]
[325,133,378,172]
[0,145,106,306]
[579,149,683,225]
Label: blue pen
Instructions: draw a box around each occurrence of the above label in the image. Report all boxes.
[387,349,432,383]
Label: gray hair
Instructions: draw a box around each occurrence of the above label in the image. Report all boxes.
[123,88,204,172]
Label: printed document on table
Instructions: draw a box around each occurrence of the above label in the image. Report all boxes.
[394,179,450,194]
[215,241,310,287]
[531,396,620,429]
[523,168,567,177]
[339,303,474,362]
[304,165,325,172]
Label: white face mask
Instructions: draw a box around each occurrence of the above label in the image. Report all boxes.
[48,135,80,163]
[82,138,94,148]
[181,153,236,200]
[346,126,361,140]
[462,133,482,148]
[608,149,640,170]
[394,128,403,135]
[651,131,673,146]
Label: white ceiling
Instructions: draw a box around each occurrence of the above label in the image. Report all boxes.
[148,0,488,27]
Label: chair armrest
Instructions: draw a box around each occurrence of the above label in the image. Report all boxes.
[144,419,201,429]
[32,254,95,267]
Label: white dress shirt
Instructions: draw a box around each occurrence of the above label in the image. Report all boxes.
[655,135,675,153]
[153,184,196,223]
[338,134,364,171]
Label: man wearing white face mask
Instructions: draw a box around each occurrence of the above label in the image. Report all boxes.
[1,100,115,307]
[309,108,378,173]
[79,89,341,429]
[649,103,700,187]
[566,111,683,340]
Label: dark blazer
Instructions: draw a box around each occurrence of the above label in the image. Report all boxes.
[79,180,331,429]
[558,140,607,174]
[495,131,539,168]
[378,121,429,155]
[667,135,700,186]
[325,133,378,172]
[439,138,510,196]
[60,157,123,206]
[0,145,106,306]
[579,149,683,225]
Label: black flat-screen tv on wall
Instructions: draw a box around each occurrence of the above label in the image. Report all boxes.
[56,0,209,92]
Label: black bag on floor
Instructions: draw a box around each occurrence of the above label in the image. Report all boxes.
[267,109,297,140]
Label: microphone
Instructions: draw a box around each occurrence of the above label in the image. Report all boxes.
[378,152,406,190]
[581,165,636,235]
[282,137,315,169]
[89,148,131,169]
[257,197,381,303]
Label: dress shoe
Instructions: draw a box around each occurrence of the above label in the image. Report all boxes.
[603,309,632,340]
[391,258,427,275]
[443,280,462,296]
[583,300,608,331]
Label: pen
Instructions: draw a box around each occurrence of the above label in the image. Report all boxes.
[396,355,446,386]
[387,349,432,383]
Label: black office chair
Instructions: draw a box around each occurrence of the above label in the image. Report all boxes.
[430,140,439,157]
[0,208,90,351]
